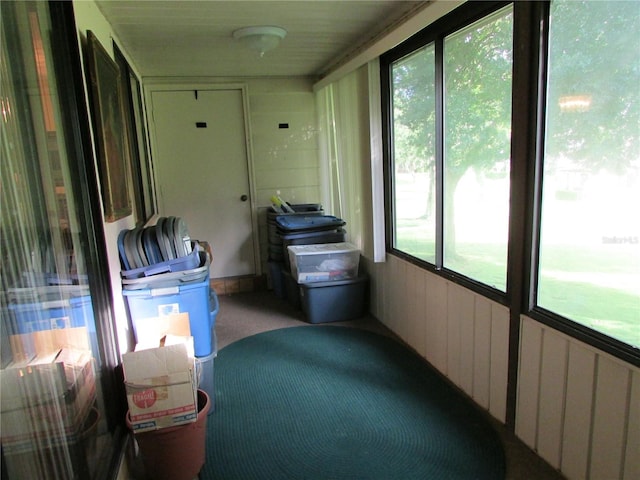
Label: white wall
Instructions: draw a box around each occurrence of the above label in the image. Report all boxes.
[72,0,140,355]
[142,76,321,278]
[247,78,322,275]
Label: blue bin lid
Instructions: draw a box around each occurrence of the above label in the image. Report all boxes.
[275,215,345,232]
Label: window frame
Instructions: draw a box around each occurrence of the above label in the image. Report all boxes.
[49,0,128,471]
[380,0,640,367]
[527,1,639,366]
[381,1,512,306]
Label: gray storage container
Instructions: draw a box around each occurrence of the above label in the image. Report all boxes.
[299,274,368,324]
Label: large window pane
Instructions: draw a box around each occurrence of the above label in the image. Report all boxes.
[1,2,119,477]
[538,1,640,347]
[443,6,513,291]
[391,46,436,263]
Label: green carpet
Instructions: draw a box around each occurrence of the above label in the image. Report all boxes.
[202,326,505,479]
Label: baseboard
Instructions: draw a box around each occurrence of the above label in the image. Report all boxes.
[210,274,267,295]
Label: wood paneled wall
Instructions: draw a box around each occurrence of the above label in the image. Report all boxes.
[365,255,640,480]
[517,317,640,480]
[366,255,509,422]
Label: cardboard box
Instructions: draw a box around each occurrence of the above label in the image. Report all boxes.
[132,312,192,352]
[123,342,197,433]
[7,326,91,364]
[0,348,96,442]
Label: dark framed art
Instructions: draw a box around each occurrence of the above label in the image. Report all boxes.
[114,42,156,225]
[86,30,132,222]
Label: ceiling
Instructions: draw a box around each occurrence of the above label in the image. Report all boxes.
[94,0,428,79]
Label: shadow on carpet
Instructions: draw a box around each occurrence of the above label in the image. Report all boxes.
[201,326,505,479]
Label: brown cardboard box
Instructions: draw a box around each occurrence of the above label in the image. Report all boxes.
[123,341,197,433]
[0,348,95,442]
[8,326,91,364]
[132,312,192,351]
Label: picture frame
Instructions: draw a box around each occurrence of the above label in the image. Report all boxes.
[114,42,156,225]
[130,73,156,222]
[86,30,132,222]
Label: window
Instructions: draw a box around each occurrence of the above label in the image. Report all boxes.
[443,9,513,290]
[536,0,640,348]
[383,0,639,360]
[1,2,125,477]
[386,3,513,293]
[391,46,437,263]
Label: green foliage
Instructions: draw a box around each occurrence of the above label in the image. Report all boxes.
[392,7,514,179]
[444,7,514,179]
[545,1,640,174]
[392,45,436,174]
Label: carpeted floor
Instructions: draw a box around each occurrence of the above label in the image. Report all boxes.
[201,325,505,479]
[125,290,565,479]
[204,290,565,480]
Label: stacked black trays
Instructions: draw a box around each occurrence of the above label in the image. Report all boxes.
[266,205,348,309]
[267,204,323,298]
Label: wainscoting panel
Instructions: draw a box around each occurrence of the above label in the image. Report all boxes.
[488,304,509,423]
[375,256,508,422]
[537,329,569,468]
[369,256,638,480]
[515,317,543,449]
[516,316,640,479]
[425,270,448,373]
[425,272,447,374]
[590,355,629,479]
[388,257,407,339]
[472,299,492,411]
[625,370,640,480]
[411,263,428,358]
[446,284,465,388]
[560,342,595,480]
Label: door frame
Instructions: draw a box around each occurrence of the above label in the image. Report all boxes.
[143,79,261,276]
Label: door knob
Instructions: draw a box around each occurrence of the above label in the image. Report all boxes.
[240,194,248,202]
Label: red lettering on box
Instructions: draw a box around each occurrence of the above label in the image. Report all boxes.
[132,389,157,409]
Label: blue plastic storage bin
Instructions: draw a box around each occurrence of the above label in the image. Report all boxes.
[268,261,286,299]
[7,297,94,333]
[69,295,98,353]
[282,268,301,310]
[195,292,219,415]
[122,277,212,357]
[299,275,368,324]
[195,352,215,415]
[275,215,345,233]
[8,300,71,333]
[210,290,219,329]
[7,295,98,354]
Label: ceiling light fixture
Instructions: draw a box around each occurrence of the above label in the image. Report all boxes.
[232,26,287,57]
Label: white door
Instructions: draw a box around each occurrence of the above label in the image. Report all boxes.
[149,88,256,278]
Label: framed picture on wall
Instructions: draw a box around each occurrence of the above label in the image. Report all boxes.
[114,42,156,225]
[86,30,132,222]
